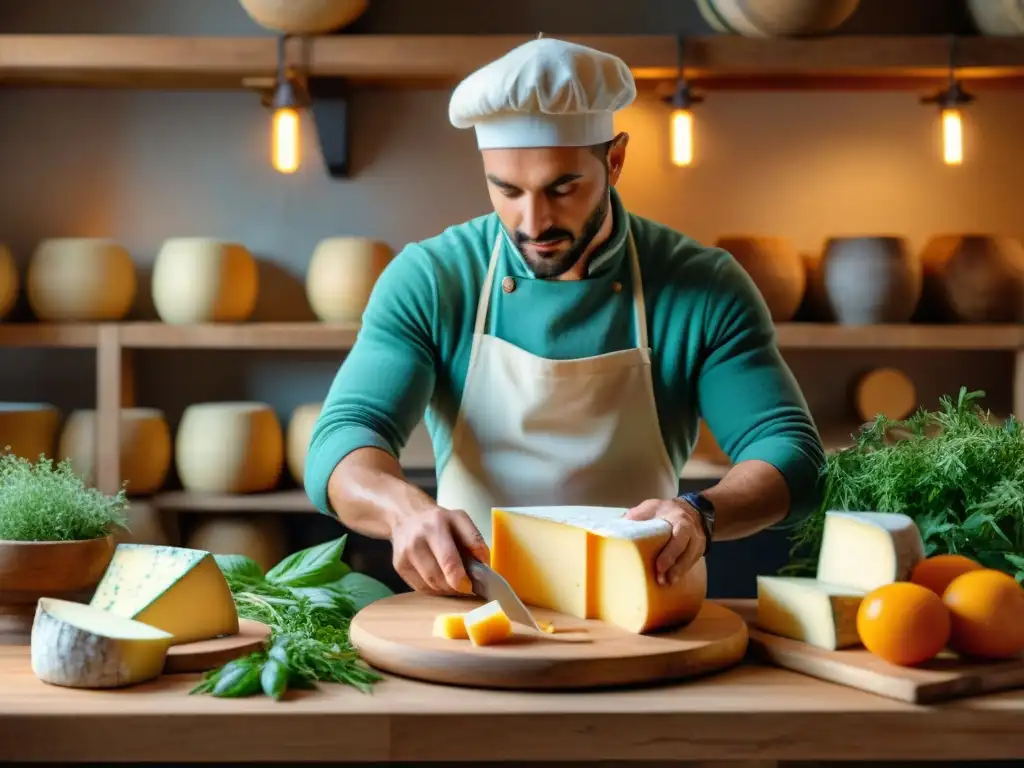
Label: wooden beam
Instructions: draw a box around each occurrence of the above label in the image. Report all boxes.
[117,321,360,350]
[2,35,1024,91]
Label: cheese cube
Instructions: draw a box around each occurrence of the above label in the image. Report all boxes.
[756,576,865,650]
[432,613,469,640]
[90,544,239,645]
[491,505,707,634]
[815,511,925,592]
[31,597,174,689]
[464,600,512,646]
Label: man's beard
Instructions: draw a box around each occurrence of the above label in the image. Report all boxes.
[512,184,611,279]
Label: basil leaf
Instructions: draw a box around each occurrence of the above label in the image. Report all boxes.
[214,554,264,581]
[290,584,354,611]
[335,571,394,611]
[261,659,289,700]
[266,535,350,588]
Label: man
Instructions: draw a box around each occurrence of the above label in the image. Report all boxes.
[305,37,825,597]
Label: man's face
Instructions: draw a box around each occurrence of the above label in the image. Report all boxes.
[481,137,627,279]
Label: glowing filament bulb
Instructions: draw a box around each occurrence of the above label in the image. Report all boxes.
[272,107,300,174]
[670,108,694,167]
[941,107,963,166]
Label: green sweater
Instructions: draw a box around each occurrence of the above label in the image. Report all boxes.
[305,188,825,527]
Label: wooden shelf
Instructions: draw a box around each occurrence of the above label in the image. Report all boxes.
[2,34,1024,91]
[2,322,1023,351]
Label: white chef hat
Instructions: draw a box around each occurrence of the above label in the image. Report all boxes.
[449,37,637,150]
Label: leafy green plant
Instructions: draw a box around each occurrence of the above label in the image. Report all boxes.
[785,388,1024,584]
[191,534,394,700]
[0,452,128,542]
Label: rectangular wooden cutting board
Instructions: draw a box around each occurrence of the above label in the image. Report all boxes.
[722,599,1024,704]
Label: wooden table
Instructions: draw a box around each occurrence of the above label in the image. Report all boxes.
[1,640,1021,764]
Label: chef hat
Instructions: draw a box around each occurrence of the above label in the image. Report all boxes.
[449,37,636,150]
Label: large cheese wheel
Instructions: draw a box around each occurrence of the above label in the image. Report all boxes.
[715,235,806,321]
[696,0,860,37]
[0,402,60,461]
[0,244,17,320]
[113,500,178,547]
[175,402,284,494]
[186,515,289,573]
[854,368,916,422]
[57,408,172,496]
[306,237,394,323]
[967,0,1024,36]
[151,238,259,324]
[238,0,369,34]
[27,238,136,321]
[286,402,323,485]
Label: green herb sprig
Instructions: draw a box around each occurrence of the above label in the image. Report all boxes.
[785,387,1024,584]
[190,535,394,700]
[0,452,128,541]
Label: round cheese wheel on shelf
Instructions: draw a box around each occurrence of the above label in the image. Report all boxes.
[0,244,18,320]
[186,514,288,573]
[26,238,136,321]
[175,402,284,494]
[0,402,60,462]
[286,402,323,486]
[57,408,172,496]
[151,238,258,324]
[854,368,917,422]
[715,235,806,322]
[238,0,369,34]
[114,499,178,547]
[306,237,394,323]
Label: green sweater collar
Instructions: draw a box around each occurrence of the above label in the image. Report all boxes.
[498,186,629,280]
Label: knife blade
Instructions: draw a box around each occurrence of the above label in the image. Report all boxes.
[462,555,544,632]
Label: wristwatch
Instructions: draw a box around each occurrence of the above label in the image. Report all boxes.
[677,491,715,557]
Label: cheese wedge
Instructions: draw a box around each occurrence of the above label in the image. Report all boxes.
[816,511,925,592]
[90,543,239,645]
[432,613,469,640]
[756,576,865,650]
[491,505,707,633]
[31,597,174,689]
[464,600,512,646]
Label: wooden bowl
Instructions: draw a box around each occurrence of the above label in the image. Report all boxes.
[0,535,115,644]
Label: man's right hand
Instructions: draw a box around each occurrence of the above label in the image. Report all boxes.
[390,505,490,594]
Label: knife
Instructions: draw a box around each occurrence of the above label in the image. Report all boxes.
[462,554,544,632]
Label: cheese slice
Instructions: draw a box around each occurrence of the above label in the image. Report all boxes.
[432,613,469,640]
[90,543,239,645]
[464,600,512,646]
[30,597,174,689]
[815,511,925,592]
[491,505,707,634]
[756,576,865,650]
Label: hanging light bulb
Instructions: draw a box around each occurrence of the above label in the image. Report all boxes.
[663,34,703,168]
[271,79,301,174]
[922,36,974,167]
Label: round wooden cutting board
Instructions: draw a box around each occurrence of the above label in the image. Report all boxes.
[350,593,749,690]
[163,619,272,674]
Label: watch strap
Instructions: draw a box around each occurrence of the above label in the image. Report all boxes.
[677,491,714,557]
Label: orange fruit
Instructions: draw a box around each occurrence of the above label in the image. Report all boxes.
[942,569,1024,660]
[911,554,983,596]
[857,582,950,666]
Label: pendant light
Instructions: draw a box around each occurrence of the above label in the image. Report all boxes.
[270,34,308,174]
[922,35,974,167]
[664,34,703,167]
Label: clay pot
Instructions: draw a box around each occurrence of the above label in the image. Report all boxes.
[238,0,368,34]
[0,536,115,644]
[716,236,806,322]
[918,235,1024,323]
[818,236,921,324]
[696,0,860,37]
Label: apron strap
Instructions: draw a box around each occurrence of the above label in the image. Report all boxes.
[475,224,648,349]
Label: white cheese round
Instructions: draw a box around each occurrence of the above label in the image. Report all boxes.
[175,401,284,493]
[185,514,289,572]
[57,408,172,496]
[151,238,258,324]
[31,596,173,689]
[285,401,323,485]
[306,237,394,323]
[27,238,136,321]
[0,402,60,462]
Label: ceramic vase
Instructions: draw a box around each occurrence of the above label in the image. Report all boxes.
[818,236,921,324]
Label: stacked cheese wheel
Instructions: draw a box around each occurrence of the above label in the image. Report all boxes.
[31,543,239,689]
[0,402,60,461]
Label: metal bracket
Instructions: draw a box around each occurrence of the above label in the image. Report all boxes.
[308,77,351,179]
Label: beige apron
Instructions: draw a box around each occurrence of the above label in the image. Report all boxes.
[434,227,679,545]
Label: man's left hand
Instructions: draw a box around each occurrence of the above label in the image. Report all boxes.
[623,498,707,586]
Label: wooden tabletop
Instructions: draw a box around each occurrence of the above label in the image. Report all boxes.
[1,639,1021,764]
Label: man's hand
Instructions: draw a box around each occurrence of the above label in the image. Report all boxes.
[624,498,706,586]
[390,505,491,595]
